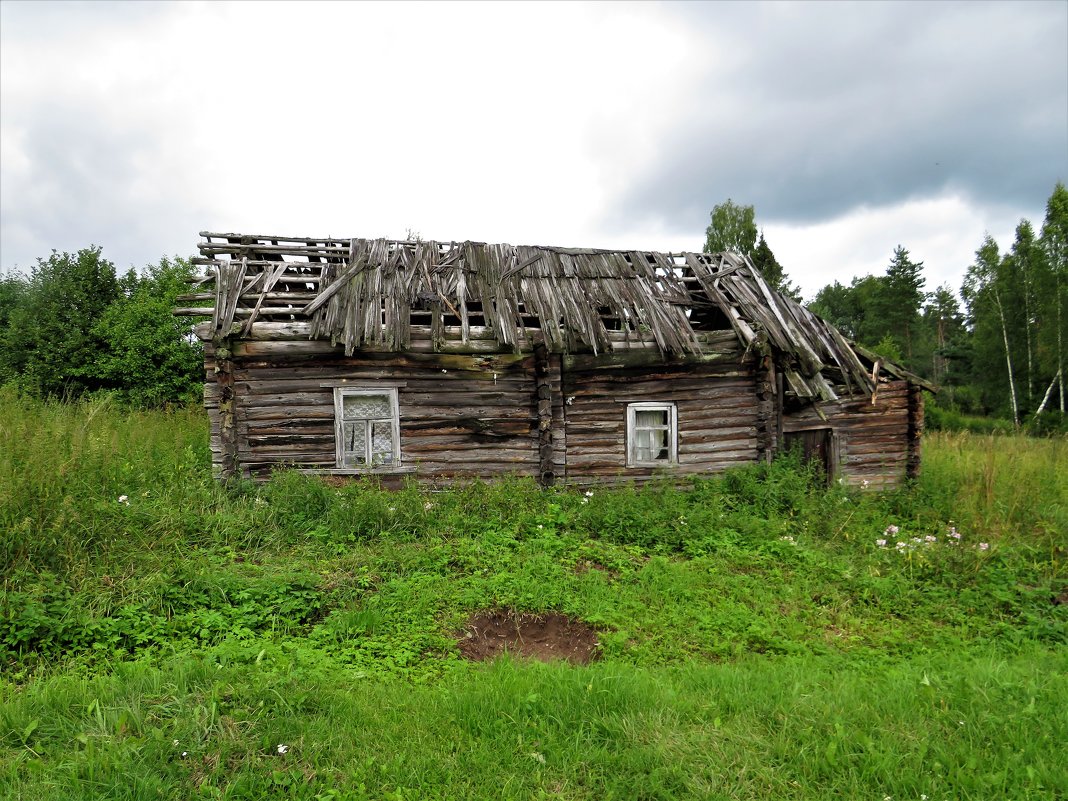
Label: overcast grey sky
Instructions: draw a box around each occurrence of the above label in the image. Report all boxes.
[1,0,1065,298]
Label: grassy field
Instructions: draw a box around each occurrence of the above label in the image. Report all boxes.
[1,387,1066,800]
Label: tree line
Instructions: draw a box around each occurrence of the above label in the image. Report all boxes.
[2,184,1066,429]
[0,249,203,406]
[704,184,1068,431]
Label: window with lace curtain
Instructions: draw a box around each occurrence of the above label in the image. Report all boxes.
[626,402,677,467]
[333,388,401,468]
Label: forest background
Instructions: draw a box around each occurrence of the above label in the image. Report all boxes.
[1,181,1065,434]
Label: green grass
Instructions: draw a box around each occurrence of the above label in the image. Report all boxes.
[1,387,1066,799]
[3,648,1065,800]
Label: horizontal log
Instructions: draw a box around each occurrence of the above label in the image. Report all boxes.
[233,377,535,397]
[234,350,532,372]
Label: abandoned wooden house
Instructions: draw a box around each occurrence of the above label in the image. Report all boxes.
[178,232,932,488]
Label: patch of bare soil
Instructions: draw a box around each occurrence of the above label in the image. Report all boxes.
[573,560,619,579]
[457,609,600,664]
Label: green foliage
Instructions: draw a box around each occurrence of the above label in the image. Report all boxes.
[703,198,757,257]
[750,231,801,299]
[810,247,927,372]
[805,182,1067,428]
[0,249,203,406]
[92,257,204,406]
[704,201,799,298]
[871,245,927,361]
[0,247,119,397]
[809,274,883,346]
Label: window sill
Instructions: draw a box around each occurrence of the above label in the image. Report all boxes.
[299,466,418,476]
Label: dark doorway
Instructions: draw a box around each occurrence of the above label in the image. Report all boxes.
[784,428,836,483]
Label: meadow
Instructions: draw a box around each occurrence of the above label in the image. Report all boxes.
[1,387,1066,800]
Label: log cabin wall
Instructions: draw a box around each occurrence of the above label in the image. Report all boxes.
[783,379,911,489]
[561,332,761,485]
[210,343,545,483]
[204,334,917,489]
[203,343,225,477]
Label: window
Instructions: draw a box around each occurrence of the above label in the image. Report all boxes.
[333,388,401,469]
[626,402,677,467]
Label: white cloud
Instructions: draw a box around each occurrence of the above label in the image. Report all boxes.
[0,0,1064,291]
[764,195,1045,301]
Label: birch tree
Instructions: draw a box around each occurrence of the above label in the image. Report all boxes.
[1038,182,1068,415]
[964,236,1020,426]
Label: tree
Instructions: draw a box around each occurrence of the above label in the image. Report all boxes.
[0,272,28,383]
[1003,220,1043,406]
[809,275,883,346]
[810,280,862,340]
[1038,182,1068,414]
[964,235,1020,426]
[704,201,800,297]
[2,247,119,397]
[923,284,965,387]
[750,231,801,300]
[870,246,927,364]
[704,199,757,257]
[92,257,204,406]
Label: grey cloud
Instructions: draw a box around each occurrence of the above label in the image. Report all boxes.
[0,1,165,42]
[603,1,1068,235]
[1,97,209,271]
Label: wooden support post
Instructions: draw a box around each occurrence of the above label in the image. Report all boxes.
[533,341,555,487]
[775,369,785,456]
[754,337,776,463]
[906,382,924,480]
[214,338,239,481]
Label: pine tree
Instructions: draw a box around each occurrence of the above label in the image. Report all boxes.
[750,231,801,300]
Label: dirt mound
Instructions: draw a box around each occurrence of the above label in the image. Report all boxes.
[457,609,600,664]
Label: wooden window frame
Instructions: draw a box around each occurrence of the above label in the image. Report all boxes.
[333,387,402,470]
[626,402,678,467]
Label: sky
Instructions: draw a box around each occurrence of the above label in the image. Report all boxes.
[1,0,1065,300]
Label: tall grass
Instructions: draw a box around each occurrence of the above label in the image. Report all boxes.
[2,388,1066,798]
[919,431,1067,543]
[0,387,218,574]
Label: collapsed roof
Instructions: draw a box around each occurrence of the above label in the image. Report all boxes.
[184,232,885,402]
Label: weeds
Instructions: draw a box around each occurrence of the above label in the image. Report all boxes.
[1,389,1066,799]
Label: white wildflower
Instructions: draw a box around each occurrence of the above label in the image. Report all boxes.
[276,744,289,755]
[118,495,130,505]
